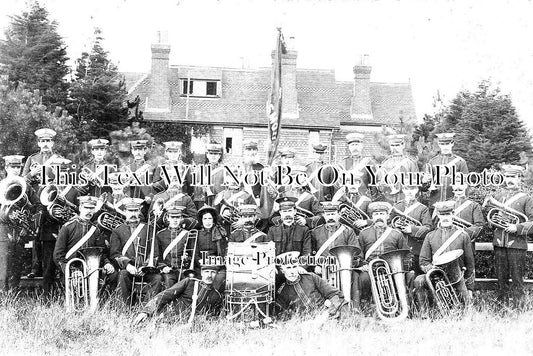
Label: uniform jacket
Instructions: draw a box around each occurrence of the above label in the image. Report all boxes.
[306,161,335,202]
[156,226,190,269]
[391,200,433,255]
[342,155,379,198]
[192,162,225,203]
[82,159,115,197]
[150,189,198,219]
[441,198,485,241]
[488,189,533,250]
[267,223,311,255]
[425,153,469,206]
[377,154,419,204]
[229,228,268,243]
[124,159,155,200]
[332,189,372,231]
[109,222,159,269]
[280,189,324,228]
[22,151,62,185]
[308,223,364,266]
[152,161,194,196]
[358,225,408,262]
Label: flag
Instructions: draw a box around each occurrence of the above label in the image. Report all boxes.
[266,28,287,165]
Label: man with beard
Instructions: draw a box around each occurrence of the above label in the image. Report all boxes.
[444,183,485,243]
[357,201,409,301]
[485,165,533,307]
[110,198,162,305]
[133,264,225,325]
[267,197,312,256]
[342,133,378,198]
[390,183,433,276]
[307,202,364,308]
[228,204,268,243]
[331,171,372,234]
[414,201,474,310]
[53,196,117,291]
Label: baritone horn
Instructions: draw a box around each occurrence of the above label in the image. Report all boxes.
[425,249,464,315]
[368,249,410,322]
[94,193,125,231]
[482,196,528,229]
[390,207,422,229]
[65,247,103,313]
[0,175,36,234]
[328,245,360,302]
[40,185,78,223]
[338,201,369,229]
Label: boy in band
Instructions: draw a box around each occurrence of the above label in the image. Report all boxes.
[486,165,533,307]
[109,198,162,304]
[414,201,474,310]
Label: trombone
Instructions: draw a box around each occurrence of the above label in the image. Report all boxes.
[177,229,199,280]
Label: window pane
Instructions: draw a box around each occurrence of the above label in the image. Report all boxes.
[206,81,217,95]
[225,137,233,154]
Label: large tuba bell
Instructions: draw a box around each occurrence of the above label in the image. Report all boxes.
[390,207,422,230]
[368,249,410,322]
[65,246,103,312]
[425,249,464,315]
[40,185,78,224]
[328,245,359,302]
[0,175,36,234]
[338,201,369,230]
[482,196,528,229]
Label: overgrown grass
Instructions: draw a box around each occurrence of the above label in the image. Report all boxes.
[1,291,533,356]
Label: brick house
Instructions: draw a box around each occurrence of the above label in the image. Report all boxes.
[123,37,416,165]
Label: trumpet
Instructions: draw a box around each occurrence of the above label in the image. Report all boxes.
[426,249,464,315]
[482,196,528,229]
[40,185,78,224]
[368,249,410,322]
[65,247,103,313]
[390,207,422,229]
[0,175,36,234]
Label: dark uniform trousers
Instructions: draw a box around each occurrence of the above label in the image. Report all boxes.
[0,225,24,290]
[494,247,527,305]
[110,223,163,304]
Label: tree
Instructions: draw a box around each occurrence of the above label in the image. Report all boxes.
[435,81,531,171]
[0,1,69,108]
[67,28,127,142]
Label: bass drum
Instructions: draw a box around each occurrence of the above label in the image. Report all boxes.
[225,241,276,326]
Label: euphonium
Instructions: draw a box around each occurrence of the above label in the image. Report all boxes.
[94,194,125,231]
[0,175,35,233]
[368,249,410,322]
[328,245,360,302]
[482,196,528,229]
[390,207,422,229]
[40,185,78,224]
[426,249,464,315]
[221,198,241,224]
[338,201,369,228]
[65,246,103,313]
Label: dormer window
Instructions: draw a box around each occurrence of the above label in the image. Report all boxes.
[181,79,220,98]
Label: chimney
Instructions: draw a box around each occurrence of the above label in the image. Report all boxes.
[147,31,171,111]
[272,36,298,118]
[350,54,373,120]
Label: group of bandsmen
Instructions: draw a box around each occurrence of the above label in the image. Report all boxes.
[0,127,532,325]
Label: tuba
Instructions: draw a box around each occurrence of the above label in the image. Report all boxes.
[482,196,528,229]
[40,185,78,224]
[368,249,410,322]
[0,176,36,234]
[390,207,422,229]
[425,249,464,315]
[65,246,103,313]
[328,245,359,302]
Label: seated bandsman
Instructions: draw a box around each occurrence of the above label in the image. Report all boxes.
[390,183,433,275]
[275,251,347,320]
[82,138,115,197]
[307,202,364,308]
[0,155,39,290]
[133,264,225,325]
[157,205,197,289]
[110,198,162,304]
[486,164,533,307]
[228,204,268,243]
[414,201,474,310]
[267,197,312,256]
[358,201,409,300]
[444,183,485,242]
[331,171,372,233]
[53,196,117,289]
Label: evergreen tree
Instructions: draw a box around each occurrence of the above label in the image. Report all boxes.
[68,28,127,142]
[0,1,69,108]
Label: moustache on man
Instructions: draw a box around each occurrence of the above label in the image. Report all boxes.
[326,218,336,224]
[374,218,386,224]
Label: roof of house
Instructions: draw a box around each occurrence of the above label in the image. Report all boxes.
[123,64,416,129]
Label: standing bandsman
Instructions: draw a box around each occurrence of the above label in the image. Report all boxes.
[445,183,485,242]
[357,202,409,301]
[306,144,335,202]
[423,133,469,208]
[23,128,61,186]
[150,174,198,226]
[267,197,312,256]
[82,138,114,197]
[153,141,193,196]
[193,143,224,209]
[228,204,268,243]
[307,202,364,307]
[0,155,39,290]
[390,183,433,275]
[331,171,372,233]
[53,196,117,290]
[216,171,256,234]
[414,201,474,309]
[122,140,154,217]
[485,165,533,307]
[342,133,378,198]
[377,134,418,204]
[110,198,162,304]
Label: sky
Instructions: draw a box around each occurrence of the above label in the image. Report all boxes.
[1,0,533,131]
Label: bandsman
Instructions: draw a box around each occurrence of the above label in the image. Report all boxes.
[445,183,485,242]
[122,139,155,218]
[228,204,268,243]
[342,133,378,198]
[82,138,115,197]
[22,128,61,186]
[331,171,372,233]
[153,141,193,196]
[192,143,225,208]
[306,144,335,202]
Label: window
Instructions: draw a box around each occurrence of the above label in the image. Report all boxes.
[223,128,243,155]
[180,79,219,97]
